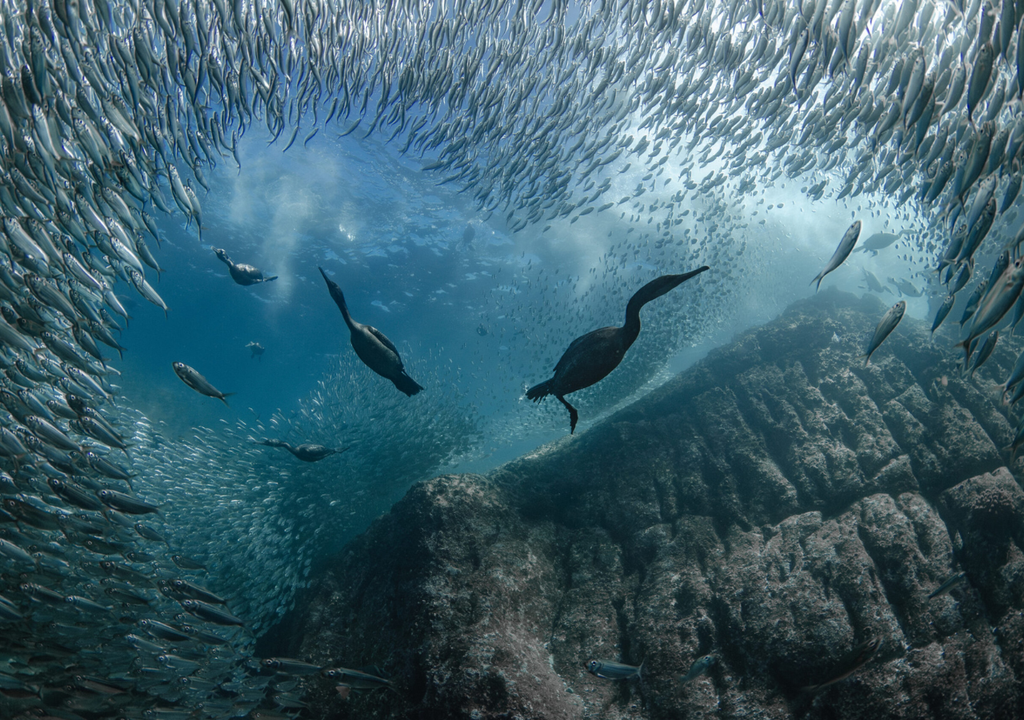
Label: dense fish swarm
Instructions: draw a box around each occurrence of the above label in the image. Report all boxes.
[1,0,1024,717]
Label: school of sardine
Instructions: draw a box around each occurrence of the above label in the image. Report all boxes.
[1,0,1024,716]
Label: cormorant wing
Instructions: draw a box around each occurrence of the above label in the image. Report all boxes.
[553,327,617,372]
[365,325,400,356]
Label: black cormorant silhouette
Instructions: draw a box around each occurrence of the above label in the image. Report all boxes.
[214,248,278,285]
[526,267,709,433]
[258,439,348,462]
[318,267,424,396]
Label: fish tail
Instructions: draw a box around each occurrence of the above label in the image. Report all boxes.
[264,275,279,282]
[394,371,423,397]
[220,392,236,406]
[526,380,551,401]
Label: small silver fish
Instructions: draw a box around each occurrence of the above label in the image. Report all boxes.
[864,301,906,366]
[801,635,881,693]
[681,654,715,682]
[172,362,234,405]
[180,599,245,626]
[261,658,323,675]
[812,220,861,291]
[97,489,161,515]
[586,659,643,680]
[927,571,968,599]
[321,666,394,690]
[931,294,955,336]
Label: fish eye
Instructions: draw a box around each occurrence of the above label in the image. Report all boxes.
[587,660,598,670]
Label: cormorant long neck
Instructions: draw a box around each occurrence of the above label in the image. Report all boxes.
[622,268,710,345]
[622,294,645,347]
[318,267,357,331]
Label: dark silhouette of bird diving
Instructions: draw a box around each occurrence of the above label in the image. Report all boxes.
[258,439,349,462]
[213,248,278,285]
[318,267,424,396]
[527,267,709,434]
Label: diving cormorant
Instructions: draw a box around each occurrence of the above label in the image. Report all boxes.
[213,248,278,285]
[259,439,348,462]
[318,267,424,396]
[526,267,709,433]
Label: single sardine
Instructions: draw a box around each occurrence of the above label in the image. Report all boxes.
[681,654,715,683]
[801,635,881,692]
[172,362,234,405]
[586,659,643,680]
[928,572,968,599]
[864,301,906,366]
[811,220,861,291]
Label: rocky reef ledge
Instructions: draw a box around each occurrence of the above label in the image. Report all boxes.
[281,290,1024,719]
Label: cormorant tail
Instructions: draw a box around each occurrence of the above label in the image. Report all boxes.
[393,371,423,397]
[526,380,551,401]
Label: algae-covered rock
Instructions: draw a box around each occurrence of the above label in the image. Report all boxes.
[282,291,1024,719]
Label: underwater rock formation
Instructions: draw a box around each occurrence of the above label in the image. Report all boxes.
[283,291,1024,719]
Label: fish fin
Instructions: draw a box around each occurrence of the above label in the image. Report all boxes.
[220,393,236,406]
[263,275,278,282]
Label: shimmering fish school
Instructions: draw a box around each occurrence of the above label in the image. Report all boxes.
[0,0,1019,716]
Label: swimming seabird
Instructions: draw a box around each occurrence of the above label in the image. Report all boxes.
[526,267,709,433]
[318,267,424,396]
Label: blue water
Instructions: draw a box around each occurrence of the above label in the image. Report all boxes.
[3,1,996,715]
[117,126,900,450]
